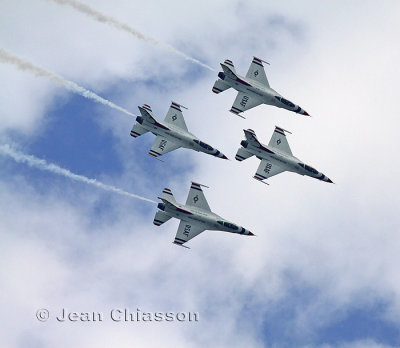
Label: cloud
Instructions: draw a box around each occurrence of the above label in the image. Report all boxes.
[1,0,400,347]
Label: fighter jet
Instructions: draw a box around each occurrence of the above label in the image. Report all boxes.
[236,127,333,184]
[212,57,309,117]
[154,182,254,248]
[130,102,227,160]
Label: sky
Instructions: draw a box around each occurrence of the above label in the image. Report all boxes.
[1,0,400,347]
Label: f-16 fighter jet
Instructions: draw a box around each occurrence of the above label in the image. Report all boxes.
[154,182,254,248]
[212,57,310,117]
[130,102,227,160]
[236,127,333,184]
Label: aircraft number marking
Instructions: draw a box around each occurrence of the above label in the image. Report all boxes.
[264,162,272,174]
[159,139,167,151]
[277,139,281,145]
[254,70,259,77]
[183,224,191,237]
[240,95,249,107]
[193,195,199,203]
[172,114,177,121]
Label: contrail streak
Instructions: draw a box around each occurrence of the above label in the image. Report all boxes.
[0,48,136,117]
[46,0,215,72]
[0,144,156,204]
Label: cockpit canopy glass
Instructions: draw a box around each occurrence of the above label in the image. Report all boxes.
[193,139,213,151]
[305,165,318,174]
[274,96,295,108]
[298,163,319,174]
[217,221,239,230]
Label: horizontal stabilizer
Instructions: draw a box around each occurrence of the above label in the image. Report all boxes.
[130,123,148,138]
[212,79,230,94]
[235,147,253,161]
[153,210,172,226]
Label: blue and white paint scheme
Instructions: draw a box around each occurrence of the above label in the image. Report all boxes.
[154,182,254,248]
[212,57,310,117]
[236,127,333,184]
[130,102,228,160]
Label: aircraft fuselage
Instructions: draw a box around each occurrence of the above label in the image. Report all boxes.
[244,141,332,183]
[158,200,253,236]
[136,116,226,159]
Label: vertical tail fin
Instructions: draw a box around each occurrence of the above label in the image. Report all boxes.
[223,59,236,72]
[138,104,157,125]
[243,129,261,147]
[159,187,176,203]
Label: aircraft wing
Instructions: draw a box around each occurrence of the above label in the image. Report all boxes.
[268,126,292,155]
[230,91,263,115]
[163,102,188,131]
[245,57,270,87]
[254,159,285,182]
[148,135,181,158]
[173,220,205,246]
[185,182,211,212]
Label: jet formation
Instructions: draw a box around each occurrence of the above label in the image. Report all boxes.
[212,57,309,117]
[130,102,227,160]
[128,57,332,248]
[236,127,333,184]
[154,182,254,248]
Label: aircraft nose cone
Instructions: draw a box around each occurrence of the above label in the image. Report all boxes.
[247,231,255,236]
[326,178,334,183]
[221,154,228,160]
[302,110,310,116]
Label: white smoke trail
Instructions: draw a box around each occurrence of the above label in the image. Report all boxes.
[0,48,136,117]
[0,144,156,204]
[46,0,215,72]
